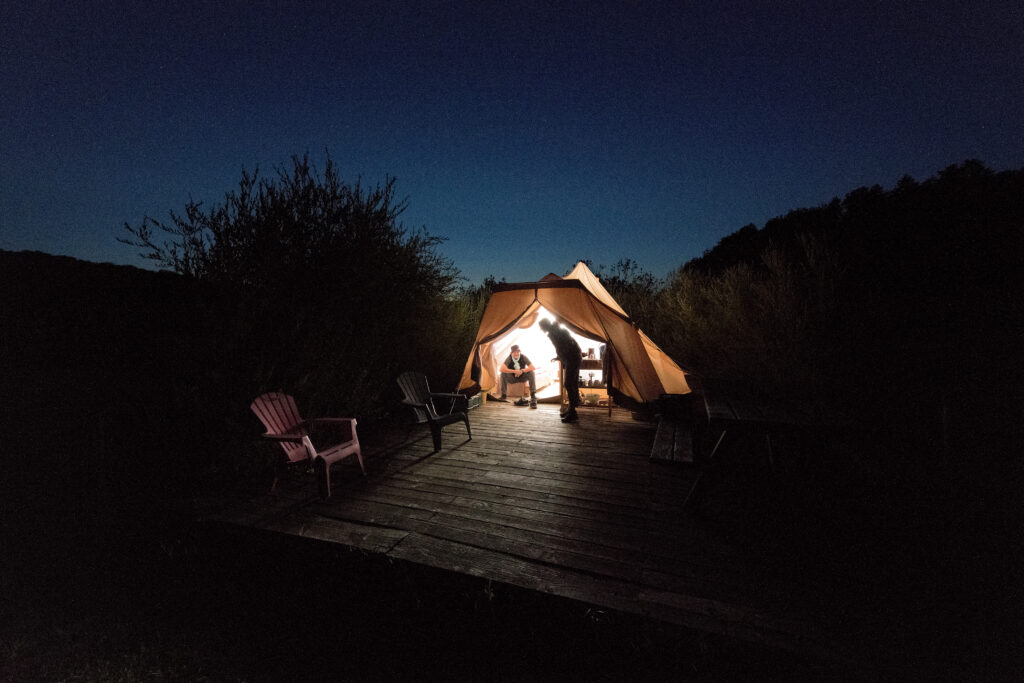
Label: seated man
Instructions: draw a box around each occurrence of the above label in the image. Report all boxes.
[497,344,537,408]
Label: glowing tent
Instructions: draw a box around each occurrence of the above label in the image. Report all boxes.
[458,262,691,407]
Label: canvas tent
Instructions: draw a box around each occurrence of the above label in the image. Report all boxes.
[458,262,691,407]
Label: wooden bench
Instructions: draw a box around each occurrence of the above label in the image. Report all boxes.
[649,394,695,463]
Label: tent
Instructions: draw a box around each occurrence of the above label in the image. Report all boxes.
[458,262,691,407]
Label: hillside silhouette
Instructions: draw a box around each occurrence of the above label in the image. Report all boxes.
[649,160,1023,474]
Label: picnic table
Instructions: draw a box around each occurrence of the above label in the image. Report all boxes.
[682,376,853,512]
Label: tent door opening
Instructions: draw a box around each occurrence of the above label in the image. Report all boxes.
[485,307,606,404]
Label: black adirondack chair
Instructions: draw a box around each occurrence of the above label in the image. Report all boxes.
[396,371,472,452]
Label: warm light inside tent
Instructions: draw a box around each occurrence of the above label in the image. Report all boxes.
[458,262,690,402]
[486,307,604,400]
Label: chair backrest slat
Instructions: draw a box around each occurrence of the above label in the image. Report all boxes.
[251,392,308,463]
[396,371,435,422]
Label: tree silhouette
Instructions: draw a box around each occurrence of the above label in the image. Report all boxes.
[121,152,464,415]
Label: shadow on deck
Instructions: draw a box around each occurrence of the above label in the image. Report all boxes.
[207,402,875,672]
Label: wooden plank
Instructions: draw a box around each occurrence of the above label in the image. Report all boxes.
[237,491,761,608]
[391,458,691,517]
[403,441,667,481]
[460,433,653,459]
[432,444,671,487]
[703,396,736,423]
[372,425,690,501]
[388,529,642,611]
[437,449,661,488]
[672,423,695,462]
[434,430,655,464]
[408,455,652,496]
[397,513,754,605]
[320,497,624,570]
[319,493,649,560]
[330,480,736,563]
[650,418,675,461]
[508,431,656,457]
[313,497,437,526]
[392,513,649,588]
[386,532,830,658]
[257,508,409,554]
[377,473,697,544]
[316,489,751,573]
[651,418,695,463]
[366,477,675,531]
[472,409,653,443]
[404,461,686,514]
[445,495,724,559]
[370,471,707,543]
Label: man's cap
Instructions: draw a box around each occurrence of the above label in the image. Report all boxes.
[510,344,520,352]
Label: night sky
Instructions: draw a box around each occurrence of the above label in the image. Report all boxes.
[2,1,1022,285]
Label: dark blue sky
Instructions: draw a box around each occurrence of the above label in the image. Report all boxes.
[2,1,1022,285]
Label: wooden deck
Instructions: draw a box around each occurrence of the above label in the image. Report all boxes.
[209,401,851,664]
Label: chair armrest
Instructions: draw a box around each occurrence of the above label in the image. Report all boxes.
[402,397,431,408]
[307,417,358,441]
[307,417,357,427]
[430,392,468,402]
[261,433,305,443]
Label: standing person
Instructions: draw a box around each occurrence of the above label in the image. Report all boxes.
[496,344,538,408]
[539,318,582,423]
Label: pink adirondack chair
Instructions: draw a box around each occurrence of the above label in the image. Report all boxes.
[250,392,365,499]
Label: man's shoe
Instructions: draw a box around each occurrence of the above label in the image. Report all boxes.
[530,398,537,409]
[514,398,529,406]
[561,411,578,423]
[494,395,508,402]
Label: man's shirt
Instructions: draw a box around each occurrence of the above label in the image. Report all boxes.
[504,353,532,371]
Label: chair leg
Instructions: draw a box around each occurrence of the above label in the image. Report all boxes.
[430,423,443,452]
[707,429,728,461]
[463,414,472,441]
[270,458,288,494]
[684,429,728,512]
[315,458,330,499]
[354,447,366,475]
